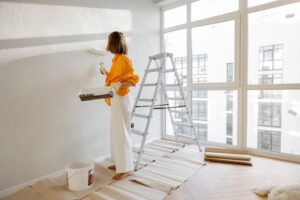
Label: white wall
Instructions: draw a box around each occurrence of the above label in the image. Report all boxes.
[0,0,160,192]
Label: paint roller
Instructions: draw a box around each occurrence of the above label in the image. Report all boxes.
[86,48,108,75]
[87,48,107,56]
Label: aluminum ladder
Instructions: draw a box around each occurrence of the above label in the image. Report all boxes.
[131,52,202,171]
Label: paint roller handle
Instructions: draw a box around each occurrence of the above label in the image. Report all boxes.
[99,62,107,75]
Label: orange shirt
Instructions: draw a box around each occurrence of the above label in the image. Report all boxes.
[105,54,139,106]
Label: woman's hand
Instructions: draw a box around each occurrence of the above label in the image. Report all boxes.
[110,82,122,91]
[110,82,134,92]
[119,82,134,88]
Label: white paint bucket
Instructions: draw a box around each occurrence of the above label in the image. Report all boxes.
[65,160,95,191]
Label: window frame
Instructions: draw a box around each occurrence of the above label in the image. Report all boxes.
[161,0,300,162]
[243,0,300,163]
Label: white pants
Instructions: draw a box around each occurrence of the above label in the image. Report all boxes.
[110,94,133,173]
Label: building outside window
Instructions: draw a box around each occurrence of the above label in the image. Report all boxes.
[191,55,208,141]
[174,56,187,86]
[226,137,233,145]
[227,63,234,82]
[257,44,283,152]
[259,74,283,84]
[258,130,281,152]
[258,102,281,128]
[259,44,283,71]
[195,123,208,141]
[192,54,208,84]
[192,100,207,121]
[226,63,234,144]
[192,90,207,99]
[226,113,233,136]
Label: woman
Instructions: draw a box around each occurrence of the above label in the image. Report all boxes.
[101,31,139,180]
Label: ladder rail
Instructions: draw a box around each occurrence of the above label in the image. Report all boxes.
[134,57,165,171]
[131,59,152,115]
[161,84,180,142]
[132,52,202,171]
[169,55,202,150]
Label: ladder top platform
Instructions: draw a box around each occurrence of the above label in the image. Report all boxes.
[149,52,173,60]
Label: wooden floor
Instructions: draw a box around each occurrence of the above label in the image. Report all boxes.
[165,154,300,200]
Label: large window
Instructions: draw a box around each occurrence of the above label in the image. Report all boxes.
[162,0,300,159]
[247,1,300,157]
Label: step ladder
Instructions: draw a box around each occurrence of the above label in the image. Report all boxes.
[131,52,202,171]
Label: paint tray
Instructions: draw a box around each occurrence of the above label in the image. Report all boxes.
[79,87,113,101]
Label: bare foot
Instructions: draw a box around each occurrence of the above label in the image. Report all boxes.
[108,165,116,170]
[112,171,133,180]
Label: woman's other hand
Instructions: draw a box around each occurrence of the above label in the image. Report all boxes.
[110,82,122,91]
[100,62,107,75]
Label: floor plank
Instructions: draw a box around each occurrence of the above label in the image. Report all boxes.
[166,154,300,200]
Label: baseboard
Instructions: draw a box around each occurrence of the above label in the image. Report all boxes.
[0,154,110,198]
[0,168,65,198]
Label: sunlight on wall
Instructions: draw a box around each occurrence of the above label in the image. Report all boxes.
[0,2,133,64]
[0,36,131,64]
[0,40,105,64]
[0,2,132,39]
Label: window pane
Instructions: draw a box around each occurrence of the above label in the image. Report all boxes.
[191,0,238,21]
[164,5,186,28]
[192,90,238,145]
[248,2,300,84]
[192,21,235,83]
[247,90,300,156]
[248,0,277,7]
[164,29,187,86]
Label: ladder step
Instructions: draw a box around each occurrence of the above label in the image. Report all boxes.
[176,133,196,140]
[162,69,175,73]
[143,83,158,87]
[149,52,173,60]
[132,113,151,119]
[133,148,143,154]
[164,84,180,87]
[145,68,161,73]
[169,110,188,114]
[167,97,184,101]
[145,68,175,73]
[173,122,193,127]
[138,98,155,102]
[132,129,146,136]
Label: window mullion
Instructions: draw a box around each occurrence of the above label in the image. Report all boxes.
[187,0,193,114]
[240,0,248,150]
